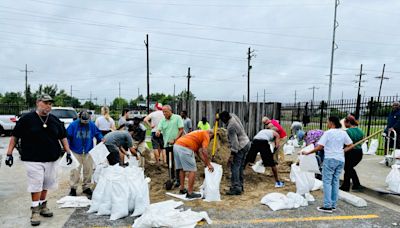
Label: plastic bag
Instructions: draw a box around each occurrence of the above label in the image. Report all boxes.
[339,190,367,207]
[366,139,379,155]
[293,139,300,148]
[260,192,308,211]
[87,174,106,213]
[385,165,400,193]
[283,144,295,155]
[290,164,315,195]
[201,162,222,202]
[58,152,80,170]
[89,142,110,165]
[251,160,266,174]
[361,141,368,154]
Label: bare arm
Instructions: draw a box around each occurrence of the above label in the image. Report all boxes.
[343,143,355,153]
[143,115,152,128]
[273,131,281,148]
[303,144,324,155]
[6,136,17,155]
[60,138,72,154]
[170,128,184,144]
[198,147,214,172]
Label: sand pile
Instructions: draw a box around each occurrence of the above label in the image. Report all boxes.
[144,127,295,210]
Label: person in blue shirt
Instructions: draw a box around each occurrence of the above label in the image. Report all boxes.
[385,102,400,150]
[66,111,103,197]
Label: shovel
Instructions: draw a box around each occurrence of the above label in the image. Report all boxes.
[211,113,219,161]
[164,148,174,190]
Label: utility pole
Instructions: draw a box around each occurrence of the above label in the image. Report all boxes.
[355,64,366,119]
[263,89,266,103]
[118,82,121,98]
[144,34,150,114]
[256,91,259,103]
[20,64,33,106]
[328,0,340,105]
[186,67,191,112]
[247,47,255,103]
[308,86,319,110]
[137,87,140,98]
[90,91,92,103]
[375,64,388,103]
[294,90,297,105]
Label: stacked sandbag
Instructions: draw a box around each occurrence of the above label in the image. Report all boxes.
[260,192,310,211]
[87,164,150,220]
[200,162,223,202]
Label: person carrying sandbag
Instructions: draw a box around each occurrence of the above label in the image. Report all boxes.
[103,130,139,166]
[173,130,214,199]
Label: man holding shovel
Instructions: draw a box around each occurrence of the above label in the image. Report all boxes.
[173,130,214,199]
[156,105,184,188]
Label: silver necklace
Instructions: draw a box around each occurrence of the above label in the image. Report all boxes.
[37,112,49,128]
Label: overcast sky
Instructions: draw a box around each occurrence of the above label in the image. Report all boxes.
[1,0,399,104]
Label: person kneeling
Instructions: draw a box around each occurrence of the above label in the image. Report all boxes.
[173,130,214,199]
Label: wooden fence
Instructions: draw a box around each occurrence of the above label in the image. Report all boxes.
[174,100,281,139]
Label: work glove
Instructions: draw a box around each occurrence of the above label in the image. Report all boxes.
[66,153,72,165]
[5,155,13,167]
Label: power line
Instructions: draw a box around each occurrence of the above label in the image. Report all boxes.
[375,64,389,102]
[327,0,339,105]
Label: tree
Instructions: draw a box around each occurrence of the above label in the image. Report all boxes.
[53,90,81,107]
[176,91,195,102]
[111,97,128,110]
[148,93,175,105]
[0,92,25,105]
[83,101,96,110]
[129,95,145,106]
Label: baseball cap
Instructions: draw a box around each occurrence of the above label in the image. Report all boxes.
[80,111,91,124]
[154,102,163,110]
[37,94,54,102]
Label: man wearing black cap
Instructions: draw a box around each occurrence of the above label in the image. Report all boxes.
[5,94,73,226]
[66,111,103,197]
[129,115,148,166]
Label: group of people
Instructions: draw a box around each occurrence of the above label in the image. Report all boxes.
[4,93,400,225]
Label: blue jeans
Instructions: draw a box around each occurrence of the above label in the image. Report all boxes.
[322,158,344,208]
[231,143,250,192]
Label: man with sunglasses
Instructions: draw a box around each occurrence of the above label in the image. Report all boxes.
[5,94,72,226]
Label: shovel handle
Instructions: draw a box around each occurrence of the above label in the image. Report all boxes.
[212,113,219,157]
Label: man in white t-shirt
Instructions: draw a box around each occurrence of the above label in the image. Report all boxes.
[144,103,165,165]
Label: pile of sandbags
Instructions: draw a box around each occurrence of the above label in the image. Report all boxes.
[290,164,322,195]
[87,164,150,220]
[386,164,400,193]
[132,200,212,228]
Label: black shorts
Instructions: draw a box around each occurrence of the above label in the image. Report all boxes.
[105,144,120,165]
[249,139,275,167]
[151,132,164,149]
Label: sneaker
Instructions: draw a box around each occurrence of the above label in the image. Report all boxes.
[186,192,202,199]
[31,206,41,226]
[225,189,242,196]
[82,188,93,196]
[174,181,180,188]
[317,207,333,213]
[332,207,337,211]
[275,181,285,188]
[179,188,188,194]
[39,201,53,217]
[339,186,350,192]
[69,188,77,196]
[352,185,365,191]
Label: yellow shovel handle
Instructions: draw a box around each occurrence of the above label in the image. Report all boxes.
[212,113,219,157]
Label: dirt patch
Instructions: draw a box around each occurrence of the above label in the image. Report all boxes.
[144,128,296,210]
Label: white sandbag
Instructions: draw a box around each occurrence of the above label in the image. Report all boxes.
[290,164,315,195]
[283,144,295,155]
[58,152,80,170]
[339,190,367,207]
[110,167,130,220]
[260,193,289,211]
[89,142,110,165]
[366,139,379,155]
[286,192,308,207]
[132,200,212,228]
[293,139,300,148]
[251,160,266,174]
[312,179,323,191]
[260,192,308,211]
[304,193,315,202]
[92,163,108,183]
[201,162,222,202]
[299,154,320,174]
[57,196,91,208]
[361,141,368,154]
[96,183,112,215]
[385,165,400,193]
[87,173,107,213]
[269,142,275,153]
[165,192,203,201]
[129,167,150,217]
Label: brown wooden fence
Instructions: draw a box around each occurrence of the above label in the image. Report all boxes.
[174,100,281,138]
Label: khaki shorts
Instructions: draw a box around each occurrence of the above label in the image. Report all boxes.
[24,161,58,193]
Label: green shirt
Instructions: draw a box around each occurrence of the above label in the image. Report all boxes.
[346,127,364,150]
[157,114,184,147]
[197,121,210,130]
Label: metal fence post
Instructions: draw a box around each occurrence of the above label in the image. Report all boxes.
[366,96,373,136]
[319,101,324,129]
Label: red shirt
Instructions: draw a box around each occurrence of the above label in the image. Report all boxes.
[270,119,287,138]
